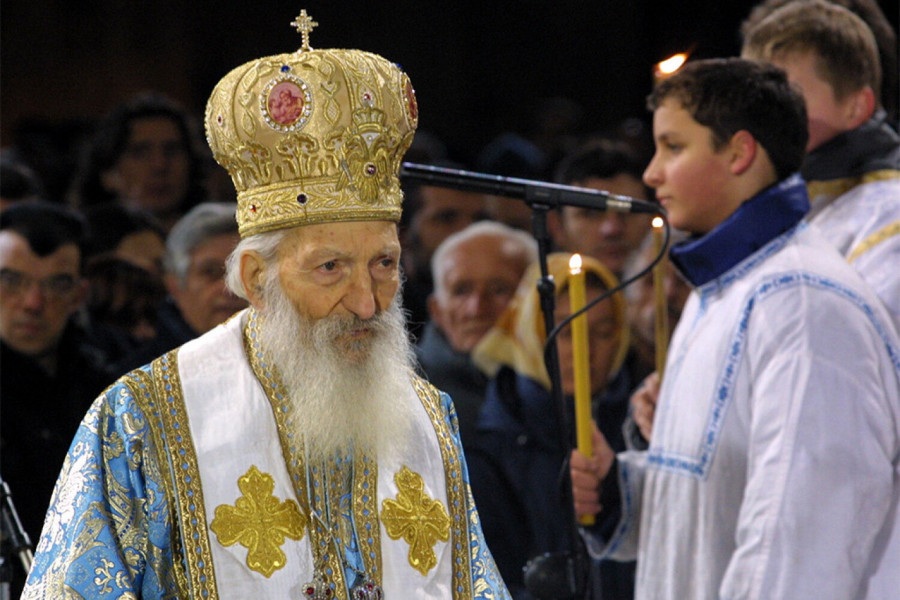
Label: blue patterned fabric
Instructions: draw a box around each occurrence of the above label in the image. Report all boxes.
[23,364,510,600]
[24,366,180,599]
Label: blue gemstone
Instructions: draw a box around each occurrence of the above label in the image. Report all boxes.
[281,65,291,72]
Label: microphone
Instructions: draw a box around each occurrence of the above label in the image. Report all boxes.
[400,162,662,214]
[0,478,33,575]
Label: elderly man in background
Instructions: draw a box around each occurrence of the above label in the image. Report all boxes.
[23,13,509,600]
[116,201,246,371]
[399,164,491,339]
[416,220,537,444]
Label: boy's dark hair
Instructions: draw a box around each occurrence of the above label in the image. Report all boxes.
[0,201,86,261]
[647,58,808,181]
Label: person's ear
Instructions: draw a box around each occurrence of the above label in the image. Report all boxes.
[427,293,445,327]
[240,251,267,309]
[728,130,757,175]
[845,86,876,130]
[164,273,189,315]
[427,293,447,331]
[163,273,181,297]
[100,168,124,195]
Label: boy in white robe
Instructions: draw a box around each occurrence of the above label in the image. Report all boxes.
[571,58,900,600]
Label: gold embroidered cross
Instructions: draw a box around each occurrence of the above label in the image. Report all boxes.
[210,465,306,577]
[291,9,318,52]
[380,466,450,575]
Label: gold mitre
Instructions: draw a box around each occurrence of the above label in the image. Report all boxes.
[204,10,418,237]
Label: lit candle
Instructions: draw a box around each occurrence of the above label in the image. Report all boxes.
[568,253,594,526]
[652,217,669,379]
[653,52,689,83]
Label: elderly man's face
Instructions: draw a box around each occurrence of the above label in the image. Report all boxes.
[276,221,401,326]
[429,235,528,353]
[167,231,246,334]
[0,231,85,358]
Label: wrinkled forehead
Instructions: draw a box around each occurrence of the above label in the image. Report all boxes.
[279,220,400,255]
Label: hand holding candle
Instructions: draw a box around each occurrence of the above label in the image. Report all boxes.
[568,253,594,526]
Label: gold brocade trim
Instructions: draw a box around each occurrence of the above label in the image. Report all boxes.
[352,454,382,581]
[132,352,220,599]
[847,220,900,264]
[210,466,306,577]
[381,466,450,575]
[121,371,188,598]
[807,169,900,202]
[243,309,382,598]
[411,376,473,599]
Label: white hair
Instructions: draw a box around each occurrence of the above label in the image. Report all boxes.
[165,202,239,284]
[430,220,538,298]
[259,267,416,463]
[224,229,288,300]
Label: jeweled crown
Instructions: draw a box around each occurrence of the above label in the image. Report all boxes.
[205,10,418,237]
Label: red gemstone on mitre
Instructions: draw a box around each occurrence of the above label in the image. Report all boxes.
[404,80,418,121]
[250,205,257,213]
[305,587,315,596]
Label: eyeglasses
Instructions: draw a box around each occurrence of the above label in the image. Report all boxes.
[0,269,79,300]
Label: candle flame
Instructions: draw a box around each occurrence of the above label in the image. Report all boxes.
[652,216,664,229]
[569,253,582,273]
[658,53,688,75]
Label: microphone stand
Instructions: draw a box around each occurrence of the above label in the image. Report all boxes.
[400,163,665,599]
[0,477,33,600]
[521,202,588,600]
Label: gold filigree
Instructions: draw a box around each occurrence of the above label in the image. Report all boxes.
[210,465,306,577]
[93,557,128,594]
[140,353,218,597]
[381,466,450,576]
[411,376,473,597]
[291,9,318,52]
[204,16,417,238]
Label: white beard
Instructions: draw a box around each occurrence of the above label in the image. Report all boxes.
[258,276,417,464]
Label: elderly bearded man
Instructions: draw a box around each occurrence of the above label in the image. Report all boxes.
[23,12,510,600]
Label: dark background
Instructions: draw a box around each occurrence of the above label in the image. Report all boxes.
[2,1,898,198]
